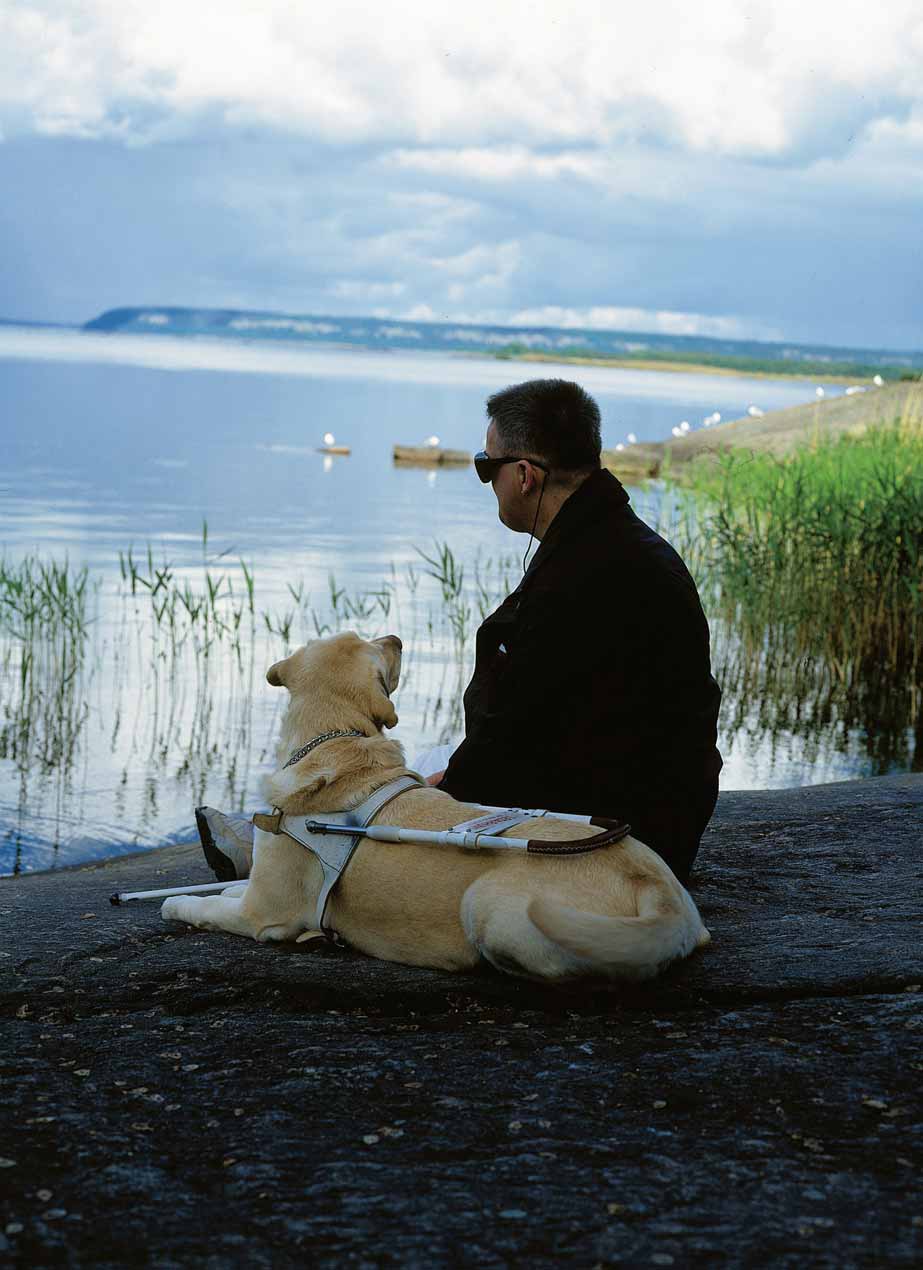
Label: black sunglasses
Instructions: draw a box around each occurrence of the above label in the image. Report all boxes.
[473,451,549,484]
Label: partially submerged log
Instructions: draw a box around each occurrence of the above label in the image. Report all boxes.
[601,442,663,481]
[393,445,471,466]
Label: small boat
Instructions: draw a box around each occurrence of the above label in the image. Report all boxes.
[317,432,351,456]
[392,445,471,466]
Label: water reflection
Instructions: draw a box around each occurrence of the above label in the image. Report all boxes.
[0,333,907,872]
[1,537,917,874]
[713,622,920,786]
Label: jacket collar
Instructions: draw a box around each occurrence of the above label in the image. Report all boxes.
[519,467,629,586]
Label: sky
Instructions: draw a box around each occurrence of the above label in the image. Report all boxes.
[1,0,922,350]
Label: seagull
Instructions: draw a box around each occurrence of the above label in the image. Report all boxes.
[671,426,683,438]
[323,432,336,446]
[747,405,764,418]
[615,442,625,451]
[815,386,825,399]
[679,420,690,433]
[426,434,440,447]
[873,374,884,387]
[626,432,637,445]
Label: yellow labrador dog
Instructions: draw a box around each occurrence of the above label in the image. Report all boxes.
[162,632,710,983]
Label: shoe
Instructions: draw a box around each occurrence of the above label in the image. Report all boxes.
[195,806,254,882]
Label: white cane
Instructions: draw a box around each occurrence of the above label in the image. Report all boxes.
[108,815,629,904]
[299,817,628,855]
[110,880,242,905]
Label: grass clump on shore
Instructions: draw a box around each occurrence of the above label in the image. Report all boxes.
[684,422,923,690]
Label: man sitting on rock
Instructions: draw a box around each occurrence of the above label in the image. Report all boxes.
[199,378,722,886]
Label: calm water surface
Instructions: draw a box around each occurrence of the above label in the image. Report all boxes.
[0,327,889,874]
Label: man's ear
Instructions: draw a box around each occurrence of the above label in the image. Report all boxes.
[519,460,542,495]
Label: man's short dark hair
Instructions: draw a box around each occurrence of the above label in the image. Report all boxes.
[486,379,601,474]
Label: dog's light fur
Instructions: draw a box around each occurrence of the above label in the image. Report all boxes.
[162,632,710,983]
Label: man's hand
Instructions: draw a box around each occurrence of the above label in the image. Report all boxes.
[425,770,446,787]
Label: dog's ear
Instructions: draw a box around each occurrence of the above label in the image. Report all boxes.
[267,656,289,687]
[369,673,399,730]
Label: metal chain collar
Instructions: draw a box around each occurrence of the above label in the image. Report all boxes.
[282,729,366,769]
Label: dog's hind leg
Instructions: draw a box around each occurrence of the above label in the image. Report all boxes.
[460,878,578,982]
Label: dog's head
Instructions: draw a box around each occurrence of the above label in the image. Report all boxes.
[267,631,402,730]
[264,632,404,809]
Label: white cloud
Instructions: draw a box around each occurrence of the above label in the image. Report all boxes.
[3,2,922,348]
[3,1,922,160]
[402,303,437,322]
[508,306,763,339]
[391,304,776,341]
[328,280,408,302]
[429,240,520,283]
[386,146,601,183]
[864,107,923,150]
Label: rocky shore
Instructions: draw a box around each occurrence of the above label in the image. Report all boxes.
[1,772,921,1267]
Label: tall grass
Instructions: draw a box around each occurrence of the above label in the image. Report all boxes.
[119,538,257,662]
[0,555,90,642]
[0,556,93,827]
[681,420,923,717]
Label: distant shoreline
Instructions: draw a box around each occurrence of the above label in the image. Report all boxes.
[77,306,922,385]
[600,378,923,482]
[491,350,884,385]
[2,320,917,387]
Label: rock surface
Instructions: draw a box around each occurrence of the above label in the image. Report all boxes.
[1,773,921,1267]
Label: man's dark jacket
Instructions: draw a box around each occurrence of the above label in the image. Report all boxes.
[439,467,722,882]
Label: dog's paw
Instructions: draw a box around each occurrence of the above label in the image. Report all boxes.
[161,896,188,924]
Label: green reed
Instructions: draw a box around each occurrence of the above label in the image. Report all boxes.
[119,545,258,662]
[0,556,93,798]
[0,555,90,641]
[679,420,923,699]
[412,542,518,649]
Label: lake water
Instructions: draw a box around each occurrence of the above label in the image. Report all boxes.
[0,326,896,875]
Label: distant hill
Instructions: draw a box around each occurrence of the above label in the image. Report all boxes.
[83,305,923,381]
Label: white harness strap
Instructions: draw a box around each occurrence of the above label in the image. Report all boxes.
[279,774,421,936]
[455,805,594,834]
[278,787,604,944]
[449,808,544,836]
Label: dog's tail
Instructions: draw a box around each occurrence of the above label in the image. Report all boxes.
[526,884,710,982]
